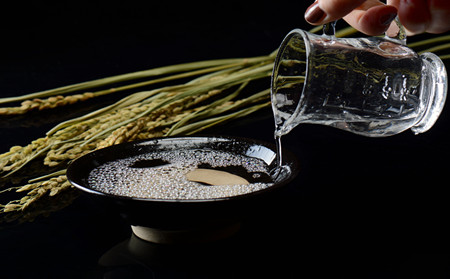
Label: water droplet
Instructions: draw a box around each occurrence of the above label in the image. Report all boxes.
[323,21,337,37]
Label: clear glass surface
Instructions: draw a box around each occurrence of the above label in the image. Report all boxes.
[271,29,448,137]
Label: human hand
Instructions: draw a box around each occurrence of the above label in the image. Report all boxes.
[304,0,450,36]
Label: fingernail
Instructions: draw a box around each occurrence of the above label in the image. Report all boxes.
[305,1,326,24]
[380,12,397,26]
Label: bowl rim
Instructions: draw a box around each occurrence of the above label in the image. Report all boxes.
[66,135,299,204]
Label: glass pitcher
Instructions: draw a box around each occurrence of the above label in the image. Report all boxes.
[271,22,448,137]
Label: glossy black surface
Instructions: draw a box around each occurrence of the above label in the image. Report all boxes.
[1,1,450,278]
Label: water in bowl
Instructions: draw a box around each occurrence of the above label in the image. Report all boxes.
[88,148,276,200]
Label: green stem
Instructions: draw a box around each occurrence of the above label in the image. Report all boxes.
[408,35,450,49]
[170,102,270,136]
[81,63,273,146]
[92,62,252,97]
[165,82,249,136]
[0,56,271,105]
[28,170,67,183]
[419,42,450,55]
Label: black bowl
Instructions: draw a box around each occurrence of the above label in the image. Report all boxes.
[67,136,299,243]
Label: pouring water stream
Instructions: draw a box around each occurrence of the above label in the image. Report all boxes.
[271,22,337,180]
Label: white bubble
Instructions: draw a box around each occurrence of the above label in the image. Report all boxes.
[88,149,273,200]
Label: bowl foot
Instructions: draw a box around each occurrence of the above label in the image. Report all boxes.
[131,222,242,244]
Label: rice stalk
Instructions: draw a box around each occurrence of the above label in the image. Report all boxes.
[0,93,95,115]
[0,57,270,105]
[0,56,272,116]
[418,42,450,55]
[408,35,450,49]
[169,101,270,136]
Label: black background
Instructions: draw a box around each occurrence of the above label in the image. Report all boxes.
[1,1,450,278]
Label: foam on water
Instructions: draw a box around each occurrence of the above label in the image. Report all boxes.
[88,149,274,200]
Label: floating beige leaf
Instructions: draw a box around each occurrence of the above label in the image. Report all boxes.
[186,168,249,186]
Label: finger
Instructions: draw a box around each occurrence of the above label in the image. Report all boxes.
[389,0,431,35]
[305,0,368,25]
[343,5,398,36]
[304,0,398,36]
[428,0,450,33]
